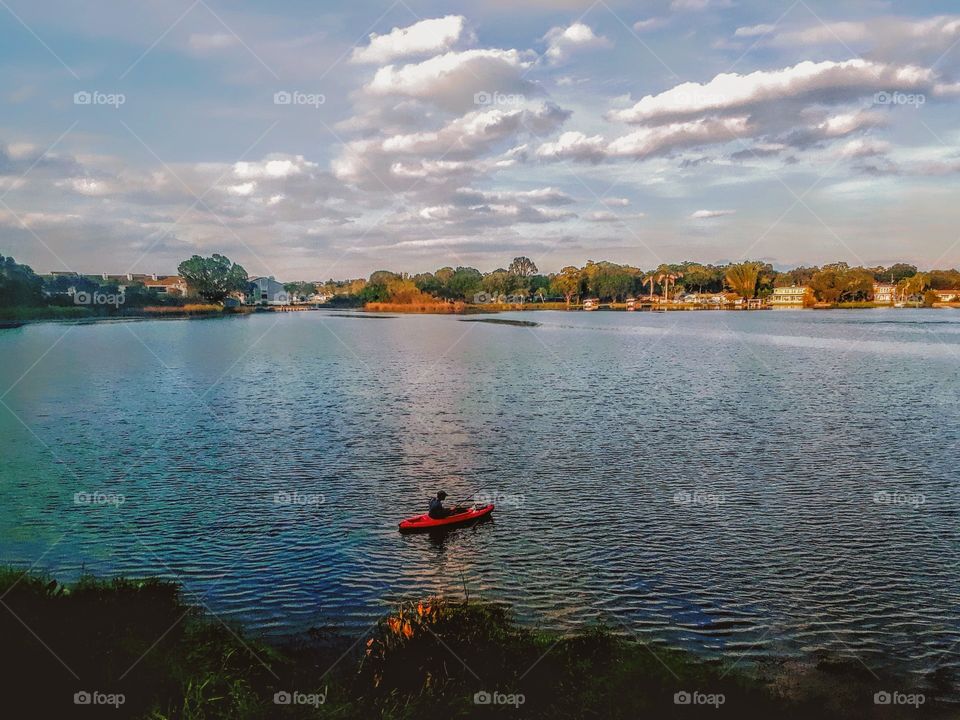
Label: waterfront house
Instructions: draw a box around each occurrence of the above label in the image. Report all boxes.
[933,289,960,303]
[771,285,813,309]
[248,277,290,305]
[144,276,188,297]
[872,282,897,305]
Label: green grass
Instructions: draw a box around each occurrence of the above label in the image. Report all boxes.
[0,568,948,719]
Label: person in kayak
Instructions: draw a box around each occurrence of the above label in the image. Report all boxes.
[428,491,454,519]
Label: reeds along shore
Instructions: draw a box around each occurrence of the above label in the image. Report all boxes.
[364,301,466,313]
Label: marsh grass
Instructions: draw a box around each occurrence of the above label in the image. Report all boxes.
[365,302,465,313]
[140,304,223,315]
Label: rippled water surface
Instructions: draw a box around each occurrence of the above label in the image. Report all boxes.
[2,309,959,678]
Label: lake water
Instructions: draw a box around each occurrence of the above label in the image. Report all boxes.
[2,309,959,680]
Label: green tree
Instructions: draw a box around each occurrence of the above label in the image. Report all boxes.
[875,263,917,283]
[482,270,517,298]
[679,263,722,293]
[529,275,551,301]
[507,256,538,277]
[810,264,874,303]
[928,269,960,289]
[176,254,248,303]
[447,267,483,300]
[283,281,316,301]
[595,267,633,301]
[412,272,442,296]
[724,262,762,299]
[0,255,44,306]
[777,266,819,287]
[551,266,582,305]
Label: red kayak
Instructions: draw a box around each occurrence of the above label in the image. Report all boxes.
[398,504,494,533]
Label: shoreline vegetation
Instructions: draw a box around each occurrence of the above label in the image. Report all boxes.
[4,252,960,328]
[1,568,950,719]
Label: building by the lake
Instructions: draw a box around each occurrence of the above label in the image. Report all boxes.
[872,282,897,305]
[771,286,813,309]
[248,276,290,305]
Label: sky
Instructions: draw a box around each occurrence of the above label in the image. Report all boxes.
[1,0,960,280]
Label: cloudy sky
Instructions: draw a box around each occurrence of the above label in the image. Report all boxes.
[2,0,960,279]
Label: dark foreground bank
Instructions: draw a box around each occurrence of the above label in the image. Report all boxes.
[0,568,950,719]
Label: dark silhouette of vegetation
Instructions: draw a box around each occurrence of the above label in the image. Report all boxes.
[0,568,950,719]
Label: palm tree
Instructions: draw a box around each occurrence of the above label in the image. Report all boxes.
[642,274,656,300]
[725,262,761,300]
[657,272,683,302]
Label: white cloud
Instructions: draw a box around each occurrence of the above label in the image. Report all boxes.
[543,22,611,64]
[351,16,468,64]
[690,209,735,219]
[633,18,666,32]
[536,131,607,161]
[816,111,882,138]
[225,181,257,196]
[365,48,535,111]
[234,155,316,180]
[734,24,775,38]
[608,60,935,125]
[583,210,644,223]
[335,102,569,188]
[839,138,891,158]
[454,186,574,206]
[538,117,752,162]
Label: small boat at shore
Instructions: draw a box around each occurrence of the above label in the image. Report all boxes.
[0,321,25,330]
[398,504,494,533]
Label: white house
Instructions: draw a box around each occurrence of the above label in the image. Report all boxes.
[248,277,290,305]
[771,286,812,309]
[872,282,897,305]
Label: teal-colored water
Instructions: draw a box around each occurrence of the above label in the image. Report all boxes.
[1,309,958,676]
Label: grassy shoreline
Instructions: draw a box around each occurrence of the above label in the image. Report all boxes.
[0,568,950,719]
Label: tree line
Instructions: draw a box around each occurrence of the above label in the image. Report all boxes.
[317,259,960,306]
[3,252,959,309]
